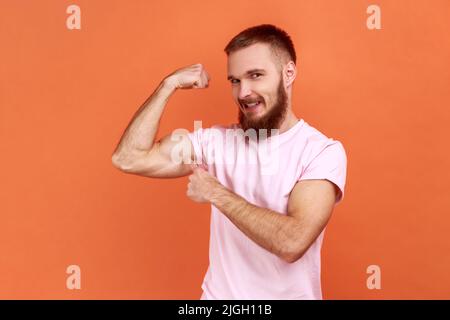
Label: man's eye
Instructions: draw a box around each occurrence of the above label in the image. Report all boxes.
[230,74,261,84]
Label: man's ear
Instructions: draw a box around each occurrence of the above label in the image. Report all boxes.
[284,61,297,87]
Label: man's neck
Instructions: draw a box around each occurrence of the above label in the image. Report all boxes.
[277,110,299,134]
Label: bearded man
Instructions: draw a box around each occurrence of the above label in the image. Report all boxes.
[112,24,348,300]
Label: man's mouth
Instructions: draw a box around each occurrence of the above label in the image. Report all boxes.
[242,100,263,112]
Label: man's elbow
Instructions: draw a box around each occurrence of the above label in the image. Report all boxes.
[283,252,304,264]
[112,153,135,172]
[282,242,307,264]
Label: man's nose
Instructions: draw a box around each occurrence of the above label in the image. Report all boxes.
[238,81,253,100]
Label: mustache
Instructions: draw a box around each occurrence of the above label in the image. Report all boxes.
[239,98,263,104]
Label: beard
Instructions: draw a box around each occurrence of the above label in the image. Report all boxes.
[238,77,288,139]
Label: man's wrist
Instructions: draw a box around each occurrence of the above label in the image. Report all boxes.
[161,76,178,93]
[208,181,227,205]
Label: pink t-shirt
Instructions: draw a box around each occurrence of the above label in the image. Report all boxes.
[187,118,347,300]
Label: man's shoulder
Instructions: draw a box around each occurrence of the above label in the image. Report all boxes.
[298,121,346,155]
[301,120,329,141]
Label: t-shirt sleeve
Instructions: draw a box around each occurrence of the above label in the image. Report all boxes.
[187,128,202,163]
[298,140,348,204]
[186,126,209,170]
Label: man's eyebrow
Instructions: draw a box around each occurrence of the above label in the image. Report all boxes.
[227,69,266,80]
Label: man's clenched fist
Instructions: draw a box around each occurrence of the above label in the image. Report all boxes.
[187,164,222,203]
[165,63,210,90]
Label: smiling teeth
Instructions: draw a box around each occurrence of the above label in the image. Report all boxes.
[246,101,260,107]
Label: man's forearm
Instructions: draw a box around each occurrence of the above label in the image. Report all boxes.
[209,184,302,262]
[112,79,176,165]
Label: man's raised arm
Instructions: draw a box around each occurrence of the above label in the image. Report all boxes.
[111,63,210,178]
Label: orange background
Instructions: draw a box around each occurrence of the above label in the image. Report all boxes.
[1,0,449,299]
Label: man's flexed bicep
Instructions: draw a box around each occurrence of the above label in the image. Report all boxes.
[115,131,197,179]
[112,62,210,178]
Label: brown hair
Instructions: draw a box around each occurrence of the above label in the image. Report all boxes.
[224,24,296,69]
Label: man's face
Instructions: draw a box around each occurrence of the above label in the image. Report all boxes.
[227,43,288,136]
